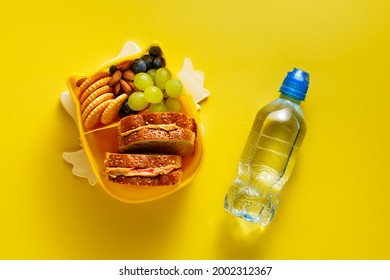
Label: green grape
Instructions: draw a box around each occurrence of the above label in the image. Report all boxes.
[144,86,163,104]
[165,78,183,97]
[165,97,183,112]
[134,73,154,91]
[128,91,149,111]
[155,67,171,90]
[147,69,157,85]
[149,102,167,112]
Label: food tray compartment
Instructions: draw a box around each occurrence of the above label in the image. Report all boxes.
[66,42,204,203]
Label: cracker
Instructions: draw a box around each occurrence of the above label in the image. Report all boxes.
[77,71,111,98]
[84,100,112,129]
[82,93,115,122]
[80,85,113,112]
[79,76,111,104]
[101,93,129,124]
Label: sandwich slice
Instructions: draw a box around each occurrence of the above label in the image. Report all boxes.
[118,112,197,157]
[104,153,182,186]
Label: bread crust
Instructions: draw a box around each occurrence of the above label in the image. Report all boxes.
[119,112,197,134]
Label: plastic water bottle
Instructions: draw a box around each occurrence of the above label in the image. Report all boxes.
[224,68,310,226]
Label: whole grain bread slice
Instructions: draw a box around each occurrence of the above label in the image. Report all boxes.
[118,112,197,156]
[104,153,182,186]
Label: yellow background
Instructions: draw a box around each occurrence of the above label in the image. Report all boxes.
[1,0,389,260]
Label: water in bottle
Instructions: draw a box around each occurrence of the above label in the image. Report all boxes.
[224,68,310,226]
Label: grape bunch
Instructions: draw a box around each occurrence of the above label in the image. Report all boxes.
[116,46,184,118]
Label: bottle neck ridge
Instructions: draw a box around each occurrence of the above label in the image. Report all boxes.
[279,93,302,105]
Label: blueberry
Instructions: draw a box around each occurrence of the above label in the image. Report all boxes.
[130,58,147,73]
[148,46,162,58]
[141,55,154,71]
[121,100,137,116]
[152,56,166,69]
[109,65,117,75]
[118,107,128,118]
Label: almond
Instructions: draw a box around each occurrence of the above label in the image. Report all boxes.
[109,70,122,86]
[120,79,132,94]
[116,60,132,71]
[114,82,121,95]
[122,69,135,81]
[128,82,138,91]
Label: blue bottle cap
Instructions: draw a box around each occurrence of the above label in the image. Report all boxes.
[279,68,310,101]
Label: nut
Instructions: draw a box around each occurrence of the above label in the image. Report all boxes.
[128,82,138,91]
[114,82,121,95]
[122,69,135,81]
[116,60,132,71]
[109,70,122,86]
[120,79,132,94]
